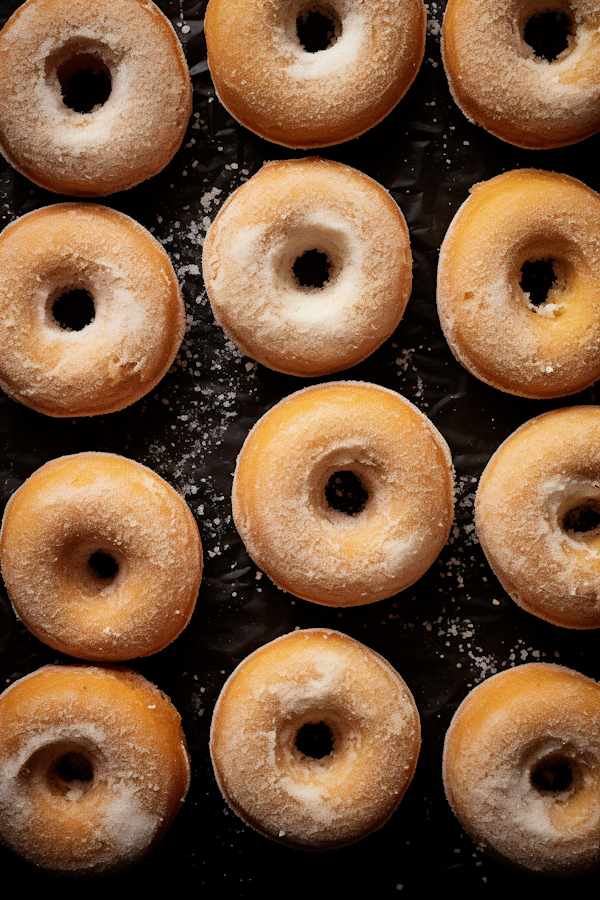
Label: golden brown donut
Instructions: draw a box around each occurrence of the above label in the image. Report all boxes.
[204,0,426,148]
[476,406,600,630]
[442,0,600,149]
[0,0,192,196]
[0,203,185,417]
[437,169,600,399]
[0,664,190,875]
[232,381,454,607]
[210,628,421,850]
[443,663,600,876]
[0,452,202,661]
[202,157,413,377]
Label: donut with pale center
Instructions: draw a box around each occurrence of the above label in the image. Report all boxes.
[442,0,600,148]
[210,628,421,850]
[202,158,413,377]
[443,663,600,876]
[437,169,600,399]
[204,0,426,148]
[0,452,202,661]
[0,664,190,875]
[0,0,192,196]
[476,406,600,629]
[0,203,185,417]
[232,381,454,607]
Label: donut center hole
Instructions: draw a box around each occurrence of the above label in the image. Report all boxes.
[524,10,573,61]
[52,289,95,332]
[58,53,112,113]
[531,753,575,793]
[88,550,119,580]
[296,8,341,52]
[295,721,334,759]
[46,751,95,800]
[293,249,331,289]
[325,471,368,515]
[520,258,557,306]
[563,500,600,537]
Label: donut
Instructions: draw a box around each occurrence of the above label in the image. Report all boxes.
[476,406,600,630]
[442,0,600,148]
[210,628,420,850]
[443,663,600,876]
[0,203,185,417]
[0,452,202,661]
[437,169,600,399]
[232,381,454,607]
[0,664,190,875]
[0,0,192,196]
[202,158,413,377]
[204,0,426,148]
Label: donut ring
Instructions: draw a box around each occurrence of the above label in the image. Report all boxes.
[202,158,413,377]
[437,169,600,399]
[0,0,192,196]
[442,0,600,148]
[204,0,426,148]
[443,663,600,876]
[0,452,202,661]
[232,382,454,607]
[210,628,421,850]
[476,406,600,630]
[0,203,185,417]
[0,665,190,875]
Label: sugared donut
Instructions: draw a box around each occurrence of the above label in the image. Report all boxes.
[0,0,192,196]
[476,406,600,630]
[232,381,454,607]
[0,452,202,660]
[210,628,420,850]
[0,203,185,417]
[437,169,600,399]
[0,664,190,875]
[202,158,413,377]
[204,0,426,148]
[443,663,600,876]
[442,0,600,148]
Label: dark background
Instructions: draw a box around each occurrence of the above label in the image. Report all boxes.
[0,0,599,895]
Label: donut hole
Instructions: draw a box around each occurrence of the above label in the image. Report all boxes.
[531,752,578,794]
[325,470,368,516]
[520,258,557,306]
[57,53,112,114]
[293,249,332,289]
[51,288,96,332]
[295,721,334,758]
[562,500,600,539]
[523,9,574,62]
[88,550,119,581]
[296,6,341,53]
[23,743,97,801]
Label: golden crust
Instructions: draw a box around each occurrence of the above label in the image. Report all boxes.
[0,452,202,660]
[205,0,426,148]
[0,203,185,417]
[202,157,412,377]
[0,664,190,875]
[232,381,454,607]
[443,663,600,876]
[437,169,600,399]
[210,628,421,850]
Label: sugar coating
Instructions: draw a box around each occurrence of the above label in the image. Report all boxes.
[442,0,600,148]
[205,0,426,148]
[210,629,421,850]
[443,663,600,876]
[232,381,454,607]
[437,169,600,399]
[0,665,190,875]
[202,158,413,377]
[0,203,186,417]
[0,0,192,196]
[476,406,600,629]
[0,452,202,660]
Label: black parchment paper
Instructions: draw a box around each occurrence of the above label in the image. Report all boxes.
[1,0,600,894]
